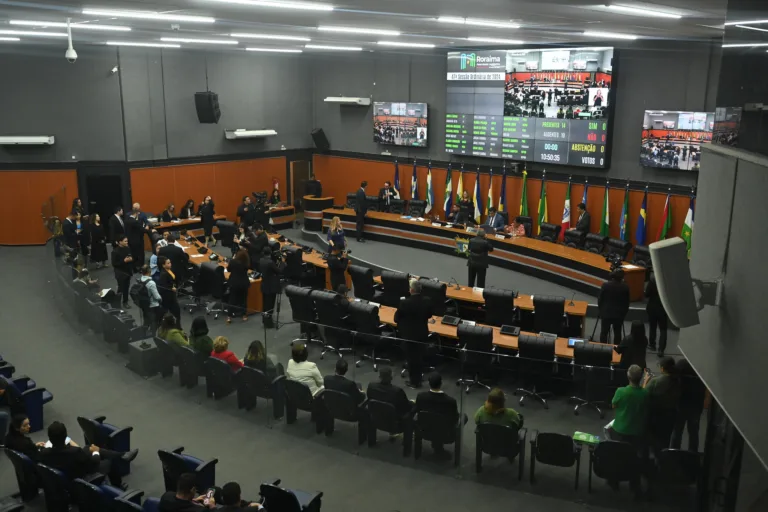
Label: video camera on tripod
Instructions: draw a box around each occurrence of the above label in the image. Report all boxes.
[605,253,623,273]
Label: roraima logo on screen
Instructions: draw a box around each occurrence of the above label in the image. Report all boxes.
[459,53,501,70]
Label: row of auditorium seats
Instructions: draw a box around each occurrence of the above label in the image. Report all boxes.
[0,356,54,433]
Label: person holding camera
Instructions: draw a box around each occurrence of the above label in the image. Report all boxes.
[598,269,630,343]
[237,196,256,228]
[259,247,283,328]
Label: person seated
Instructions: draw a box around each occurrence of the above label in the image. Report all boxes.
[189,316,214,358]
[243,340,283,380]
[160,473,216,511]
[505,218,527,237]
[485,207,505,231]
[286,343,324,395]
[5,414,45,459]
[415,373,467,457]
[210,336,244,372]
[269,188,281,206]
[162,203,178,222]
[474,388,523,428]
[366,366,413,418]
[219,481,264,510]
[38,421,138,488]
[324,359,365,405]
[446,204,468,225]
[157,312,189,347]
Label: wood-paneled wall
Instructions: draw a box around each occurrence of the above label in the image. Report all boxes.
[130,157,286,222]
[313,154,690,246]
[0,170,78,245]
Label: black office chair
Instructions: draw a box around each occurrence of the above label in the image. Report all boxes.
[345,193,357,210]
[157,447,218,493]
[475,423,527,476]
[216,220,238,252]
[348,301,393,370]
[483,287,517,327]
[606,238,632,261]
[414,410,462,466]
[408,200,427,217]
[632,245,652,269]
[418,278,451,316]
[347,264,383,302]
[203,357,237,399]
[537,223,561,243]
[532,295,566,336]
[498,211,509,226]
[380,270,410,307]
[366,195,380,212]
[584,233,608,254]
[529,431,582,489]
[259,483,323,512]
[456,324,495,393]
[515,216,533,237]
[283,246,315,286]
[176,345,206,388]
[188,262,225,318]
[588,441,641,493]
[390,199,406,215]
[367,399,414,456]
[152,336,181,379]
[4,448,40,502]
[322,389,368,445]
[311,289,353,358]
[570,342,615,418]
[285,285,321,347]
[564,229,587,249]
[515,334,556,408]
[236,366,286,419]
[284,380,326,434]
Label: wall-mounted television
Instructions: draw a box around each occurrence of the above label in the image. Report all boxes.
[640,110,714,171]
[373,102,428,148]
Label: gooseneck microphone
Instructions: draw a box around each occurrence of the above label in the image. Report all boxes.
[568,292,576,306]
[449,277,461,290]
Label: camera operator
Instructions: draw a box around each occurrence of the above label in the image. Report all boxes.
[237,196,256,228]
[251,192,269,230]
[258,247,284,328]
[245,224,269,270]
[598,269,630,343]
[326,245,349,293]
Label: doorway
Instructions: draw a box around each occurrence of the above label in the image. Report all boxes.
[86,175,124,222]
[291,160,311,212]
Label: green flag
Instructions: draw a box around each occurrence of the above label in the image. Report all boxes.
[600,185,610,237]
[537,178,548,235]
[519,169,528,216]
[681,196,695,258]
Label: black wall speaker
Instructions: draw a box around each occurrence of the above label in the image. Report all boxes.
[194,92,221,124]
[311,128,330,151]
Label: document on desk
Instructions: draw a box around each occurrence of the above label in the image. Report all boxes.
[171,220,181,224]
[98,288,112,298]
[190,254,205,258]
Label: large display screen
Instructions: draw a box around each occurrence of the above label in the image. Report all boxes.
[445,48,615,168]
[374,102,428,147]
[640,110,714,171]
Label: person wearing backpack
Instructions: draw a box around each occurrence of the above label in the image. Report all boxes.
[134,265,162,332]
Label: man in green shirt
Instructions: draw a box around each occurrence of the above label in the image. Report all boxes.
[611,365,649,440]
[474,388,523,429]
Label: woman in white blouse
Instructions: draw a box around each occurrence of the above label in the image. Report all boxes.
[286,343,324,395]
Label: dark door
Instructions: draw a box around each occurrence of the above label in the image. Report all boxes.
[86,175,124,222]
[291,160,311,211]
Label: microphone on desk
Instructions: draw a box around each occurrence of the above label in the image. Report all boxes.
[568,292,576,307]
[449,277,461,290]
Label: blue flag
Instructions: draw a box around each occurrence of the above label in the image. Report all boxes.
[581,181,589,206]
[499,167,507,212]
[411,160,418,200]
[636,190,647,246]
[392,161,401,199]
[443,163,453,215]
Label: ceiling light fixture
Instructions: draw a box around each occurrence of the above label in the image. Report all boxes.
[83,9,215,23]
[734,24,768,33]
[724,19,768,26]
[106,41,181,48]
[722,42,768,47]
[0,37,20,41]
[467,37,524,44]
[582,30,638,40]
[161,37,238,44]
[318,26,399,36]
[305,44,362,51]
[377,41,435,48]
[10,20,131,31]
[605,5,682,19]
[0,29,66,37]
[204,0,333,11]
[437,16,520,29]
[231,33,310,41]
[245,47,303,52]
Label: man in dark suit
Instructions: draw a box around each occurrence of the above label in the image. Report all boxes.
[160,473,217,511]
[395,279,434,388]
[159,236,189,284]
[367,367,414,444]
[598,270,630,343]
[355,181,368,243]
[485,207,505,231]
[236,196,256,228]
[326,245,348,294]
[324,358,365,405]
[108,206,125,246]
[62,212,79,250]
[245,224,269,270]
[645,271,668,356]
[125,213,149,269]
[258,247,283,328]
[218,482,262,511]
[415,373,466,456]
[378,181,396,213]
[467,229,494,288]
[572,202,591,232]
[111,235,134,308]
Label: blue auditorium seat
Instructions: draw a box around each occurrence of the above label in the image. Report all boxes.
[4,448,40,501]
[157,446,218,492]
[77,415,134,476]
[1,374,54,432]
[72,478,143,512]
[259,482,323,512]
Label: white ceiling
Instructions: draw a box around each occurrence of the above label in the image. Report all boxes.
[0,0,728,53]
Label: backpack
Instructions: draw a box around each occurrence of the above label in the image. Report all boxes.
[130,278,151,309]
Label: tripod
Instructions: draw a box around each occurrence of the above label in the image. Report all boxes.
[588,315,627,343]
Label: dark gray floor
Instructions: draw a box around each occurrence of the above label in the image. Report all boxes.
[0,240,694,512]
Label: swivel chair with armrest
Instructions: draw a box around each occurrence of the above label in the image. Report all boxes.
[606,238,632,261]
[569,342,615,418]
[408,200,427,217]
[515,216,533,237]
[514,334,556,408]
[418,278,451,316]
[215,220,238,253]
[537,223,561,243]
[483,287,517,327]
[564,229,587,249]
[456,324,495,393]
[311,289,353,359]
[348,301,393,370]
[532,295,567,336]
[285,285,321,347]
[379,270,410,307]
[390,199,406,215]
[283,246,315,286]
[584,233,608,254]
[347,265,383,302]
[187,262,225,318]
[631,245,652,269]
[345,193,357,211]
[366,195,380,212]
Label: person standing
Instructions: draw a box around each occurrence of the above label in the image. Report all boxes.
[108,206,125,247]
[572,202,591,232]
[111,236,133,309]
[226,249,251,324]
[394,279,434,389]
[643,356,681,457]
[88,214,108,268]
[198,196,216,247]
[125,212,147,270]
[62,211,79,250]
[378,181,396,213]
[467,229,494,288]
[458,190,474,219]
[237,196,256,228]
[645,272,668,356]
[598,270,630,343]
[326,216,346,251]
[156,256,181,323]
[258,248,283,328]
[671,358,706,452]
[355,181,368,243]
[138,264,162,333]
[614,320,648,370]
[245,224,269,270]
[326,245,349,294]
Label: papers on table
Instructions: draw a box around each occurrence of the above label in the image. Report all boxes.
[622,264,640,270]
[473,287,483,292]
[98,289,112,298]
[400,216,412,219]
[432,222,442,227]
[495,234,506,240]
[44,437,71,448]
[190,254,205,258]
[171,219,182,224]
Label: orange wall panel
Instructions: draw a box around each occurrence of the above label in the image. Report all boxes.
[130,168,176,216]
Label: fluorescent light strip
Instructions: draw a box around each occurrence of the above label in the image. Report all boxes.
[377,41,434,48]
[606,5,682,19]
[106,41,181,48]
[318,26,399,36]
[467,37,524,44]
[437,16,519,29]
[83,9,215,23]
[0,29,66,37]
[0,37,20,41]
[204,0,333,11]
[161,37,238,44]
[231,33,310,41]
[10,20,131,31]
[582,30,638,40]
[725,19,768,26]
[305,44,362,51]
[246,47,302,53]
[734,24,768,33]
[722,42,768,47]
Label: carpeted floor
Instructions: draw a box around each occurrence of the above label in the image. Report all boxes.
[0,237,695,512]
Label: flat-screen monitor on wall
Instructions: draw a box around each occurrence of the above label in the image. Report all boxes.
[373,102,428,147]
[444,47,615,168]
[640,110,714,171]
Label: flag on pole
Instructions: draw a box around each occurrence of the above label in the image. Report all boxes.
[486,169,494,215]
[272,177,279,191]
[581,181,589,206]
[537,176,548,235]
[443,163,453,215]
[425,163,434,214]
[473,169,482,224]
[456,167,464,205]
[499,167,507,212]
[392,161,401,199]
[599,184,610,237]
[519,169,529,216]
[411,161,418,200]
[681,196,695,258]
[560,180,571,241]
[619,185,630,242]
[657,193,672,240]
[636,190,647,246]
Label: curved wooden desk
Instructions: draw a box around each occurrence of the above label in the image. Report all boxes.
[143,215,226,250]
[269,205,296,230]
[303,195,334,231]
[322,208,645,301]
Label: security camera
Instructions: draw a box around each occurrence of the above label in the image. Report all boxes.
[65,17,77,63]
